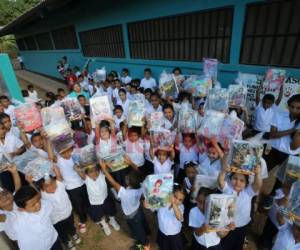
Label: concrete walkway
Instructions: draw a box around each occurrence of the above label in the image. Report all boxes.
[15,70,67,97]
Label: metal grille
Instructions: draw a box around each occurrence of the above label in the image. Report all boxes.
[16,39,26,51]
[127,7,233,62]
[35,32,53,50]
[23,36,37,50]
[51,25,79,50]
[240,0,300,68]
[79,25,125,58]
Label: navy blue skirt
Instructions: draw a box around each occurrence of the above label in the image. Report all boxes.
[156,229,184,250]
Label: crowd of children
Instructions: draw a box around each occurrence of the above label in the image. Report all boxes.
[0,62,300,250]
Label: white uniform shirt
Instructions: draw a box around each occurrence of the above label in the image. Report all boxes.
[28,90,38,101]
[41,181,72,224]
[11,200,58,250]
[4,105,16,126]
[117,99,130,116]
[31,146,48,158]
[221,182,257,227]
[114,114,126,131]
[0,133,24,155]
[271,111,300,155]
[272,223,300,250]
[121,76,132,84]
[112,88,121,103]
[157,204,184,235]
[146,105,162,116]
[85,173,108,205]
[0,206,18,240]
[125,138,145,167]
[153,157,173,174]
[118,187,142,216]
[198,153,221,178]
[179,143,198,169]
[57,156,84,190]
[140,77,157,91]
[254,103,277,132]
[189,207,221,248]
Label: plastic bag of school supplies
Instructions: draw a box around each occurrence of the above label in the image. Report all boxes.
[150,129,175,150]
[52,132,74,154]
[205,194,236,231]
[190,175,218,203]
[99,147,129,172]
[218,114,244,145]
[93,67,106,82]
[14,103,42,132]
[198,110,225,138]
[206,88,229,112]
[143,174,173,210]
[12,150,39,173]
[149,112,164,131]
[183,75,212,98]
[228,84,248,107]
[128,98,146,127]
[41,107,65,128]
[159,71,179,98]
[263,68,286,93]
[203,58,218,81]
[24,157,54,182]
[229,140,263,175]
[78,144,97,167]
[178,106,198,133]
[0,153,12,173]
[90,95,113,124]
[287,180,300,221]
[276,155,300,184]
[60,97,83,121]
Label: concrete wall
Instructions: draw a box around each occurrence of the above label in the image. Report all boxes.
[16,0,300,86]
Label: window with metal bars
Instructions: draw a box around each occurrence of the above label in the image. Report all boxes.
[16,39,26,51]
[23,36,37,50]
[35,32,53,50]
[79,25,125,58]
[127,7,233,63]
[240,0,300,68]
[51,25,78,50]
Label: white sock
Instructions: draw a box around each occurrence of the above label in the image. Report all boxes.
[99,218,107,227]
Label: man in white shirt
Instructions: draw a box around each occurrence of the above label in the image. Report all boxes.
[140,68,157,91]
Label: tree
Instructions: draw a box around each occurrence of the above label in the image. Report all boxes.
[0,0,41,56]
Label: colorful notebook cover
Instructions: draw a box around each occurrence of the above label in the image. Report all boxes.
[101,148,129,172]
[198,110,225,138]
[159,73,179,98]
[149,112,164,131]
[228,84,248,107]
[230,140,263,175]
[263,68,286,93]
[144,173,174,210]
[128,99,145,127]
[60,97,83,121]
[90,95,113,123]
[150,129,175,151]
[277,155,300,184]
[184,75,212,98]
[14,103,42,132]
[203,58,218,81]
[207,88,229,112]
[205,194,236,231]
[178,108,198,133]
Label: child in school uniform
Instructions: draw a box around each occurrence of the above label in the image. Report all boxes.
[146,93,162,116]
[117,88,130,117]
[149,144,175,175]
[121,68,132,85]
[0,113,20,138]
[218,157,262,250]
[56,145,89,234]
[84,117,95,145]
[99,161,150,250]
[272,222,300,250]
[112,79,122,104]
[140,68,157,91]
[0,96,16,126]
[34,170,81,250]
[156,185,185,250]
[113,105,126,132]
[76,164,120,236]
[12,186,63,250]
[162,104,177,131]
[189,187,234,250]
[176,133,199,182]
[197,139,224,180]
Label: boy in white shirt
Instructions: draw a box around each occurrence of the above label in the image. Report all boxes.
[140,68,157,91]
[0,96,16,126]
[27,85,39,102]
[121,68,132,84]
[146,93,162,116]
[12,186,62,250]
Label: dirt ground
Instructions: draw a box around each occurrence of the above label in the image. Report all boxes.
[15,72,275,250]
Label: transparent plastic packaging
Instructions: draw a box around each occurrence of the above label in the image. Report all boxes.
[14,103,42,132]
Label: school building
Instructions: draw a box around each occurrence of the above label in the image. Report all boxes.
[0,0,299,86]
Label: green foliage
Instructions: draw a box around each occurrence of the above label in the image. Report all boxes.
[0,0,41,56]
[0,0,41,26]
